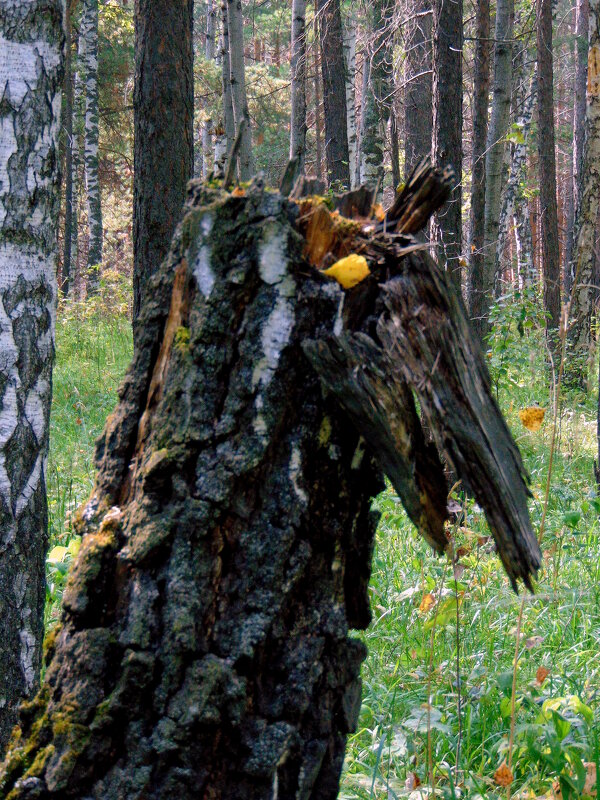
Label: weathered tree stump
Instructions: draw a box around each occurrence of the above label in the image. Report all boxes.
[0,168,540,799]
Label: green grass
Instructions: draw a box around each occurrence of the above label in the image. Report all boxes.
[45,290,600,799]
[45,299,132,625]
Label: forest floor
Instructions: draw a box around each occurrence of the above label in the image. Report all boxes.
[46,289,600,800]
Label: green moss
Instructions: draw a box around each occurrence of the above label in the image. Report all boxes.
[174,326,190,352]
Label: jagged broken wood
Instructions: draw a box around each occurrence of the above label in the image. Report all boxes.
[0,164,540,799]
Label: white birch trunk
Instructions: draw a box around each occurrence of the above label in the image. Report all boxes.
[81,0,103,294]
[217,0,236,175]
[496,61,536,284]
[227,0,255,180]
[0,0,63,748]
[343,17,357,187]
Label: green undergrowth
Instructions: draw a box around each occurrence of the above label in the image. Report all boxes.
[45,287,600,799]
[45,293,132,626]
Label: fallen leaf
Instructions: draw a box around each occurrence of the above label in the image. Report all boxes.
[536,666,550,686]
[323,254,370,289]
[419,593,435,613]
[525,635,545,649]
[519,406,546,431]
[494,762,514,787]
[372,203,385,222]
[231,186,246,197]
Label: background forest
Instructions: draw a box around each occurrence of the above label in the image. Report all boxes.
[41,0,600,797]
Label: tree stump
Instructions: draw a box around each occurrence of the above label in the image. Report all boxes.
[0,168,540,799]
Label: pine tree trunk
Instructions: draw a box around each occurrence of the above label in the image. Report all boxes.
[566,0,600,387]
[467,0,490,338]
[81,0,103,296]
[565,0,589,294]
[431,0,463,287]
[480,0,514,324]
[358,0,395,194]
[537,0,561,337]
[317,0,350,187]
[227,0,255,180]
[201,0,218,179]
[343,17,357,187]
[290,0,308,173]
[0,0,63,751]
[0,170,541,797]
[133,0,194,336]
[314,18,324,183]
[404,0,433,177]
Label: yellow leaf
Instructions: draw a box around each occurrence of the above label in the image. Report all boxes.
[419,593,435,613]
[494,762,514,787]
[323,254,370,289]
[536,666,550,685]
[231,186,246,197]
[372,203,385,221]
[518,406,545,431]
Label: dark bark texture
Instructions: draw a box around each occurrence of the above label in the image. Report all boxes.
[431,0,464,287]
[404,0,433,177]
[0,171,540,798]
[537,0,561,335]
[467,0,491,338]
[133,0,194,338]
[317,0,350,187]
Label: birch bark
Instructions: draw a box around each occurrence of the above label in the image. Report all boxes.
[201,0,218,179]
[227,0,255,180]
[216,0,235,174]
[343,16,357,187]
[0,0,63,749]
[81,0,103,295]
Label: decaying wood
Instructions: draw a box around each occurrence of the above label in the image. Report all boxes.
[0,166,540,799]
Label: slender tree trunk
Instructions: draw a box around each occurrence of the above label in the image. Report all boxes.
[201,0,218,179]
[404,0,433,177]
[467,0,490,337]
[0,0,63,750]
[227,0,255,179]
[431,0,463,287]
[537,0,561,337]
[317,0,350,187]
[514,195,535,286]
[566,0,600,386]
[358,0,395,194]
[63,1,76,296]
[133,0,194,338]
[314,18,324,183]
[479,0,514,319]
[343,16,357,187]
[81,0,103,295]
[496,58,536,281]
[217,0,236,174]
[70,17,84,297]
[290,0,308,173]
[390,105,401,189]
[565,0,589,294]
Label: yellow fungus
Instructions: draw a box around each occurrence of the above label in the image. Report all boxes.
[322,254,370,289]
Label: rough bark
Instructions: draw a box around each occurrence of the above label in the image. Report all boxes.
[565,0,589,293]
[404,0,433,177]
[290,0,308,175]
[537,0,561,337]
[0,0,63,751]
[480,0,514,329]
[566,0,600,387]
[133,0,194,337]
[81,0,103,295]
[431,0,463,287]
[0,169,540,796]
[467,0,490,338]
[317,0,350,187]
[313,10,324,183]
[227,0,255,180]
[343,17,357,187]
[358,0,395,194]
